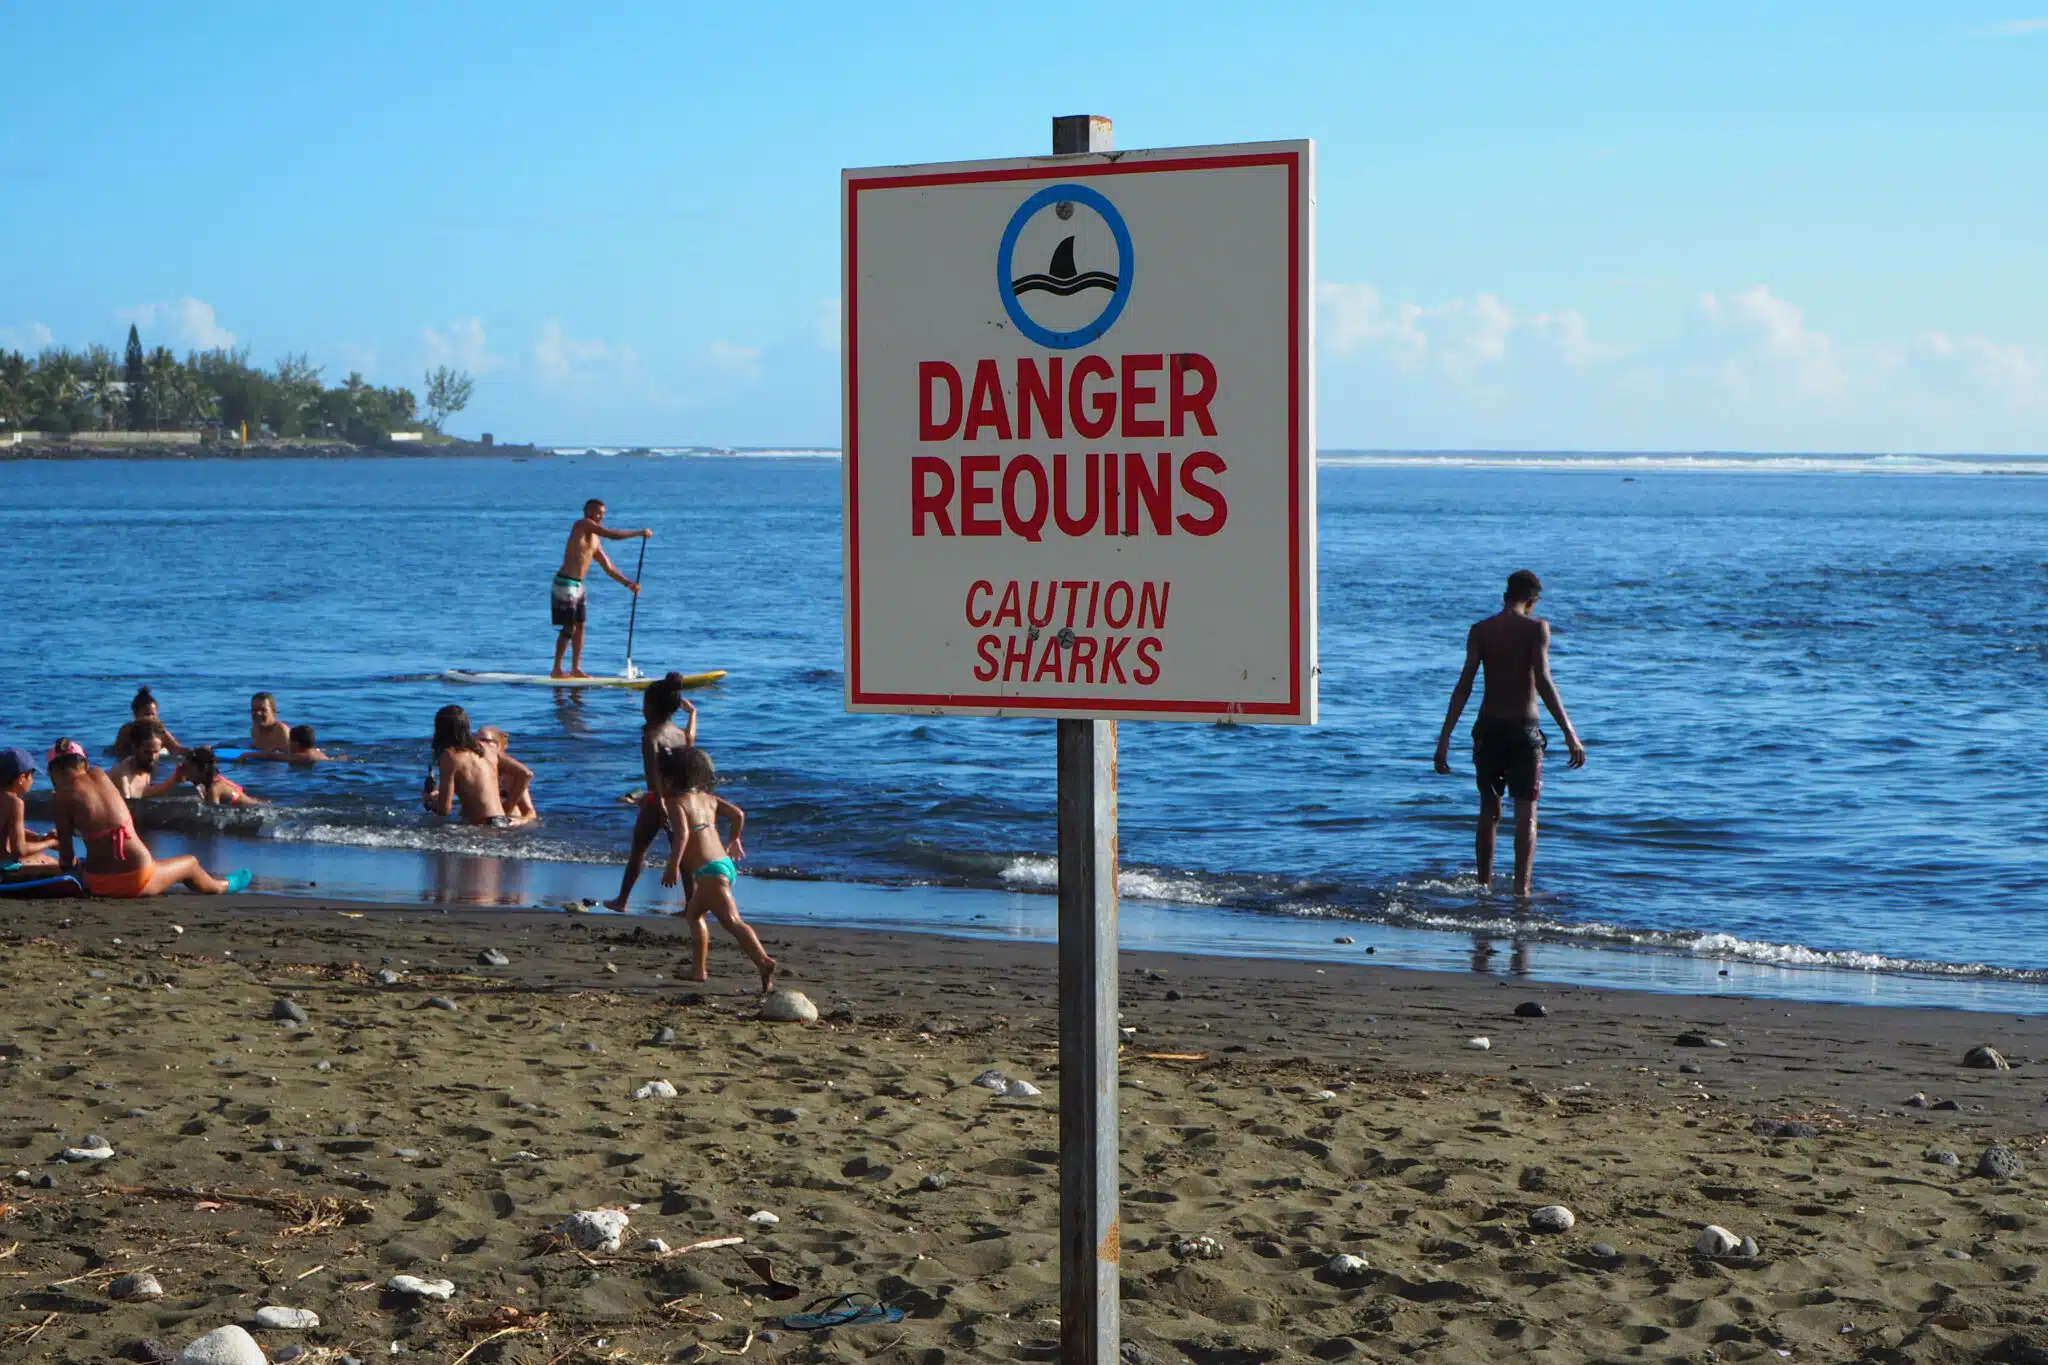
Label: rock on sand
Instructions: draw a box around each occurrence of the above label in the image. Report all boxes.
[177,1325,267,1365]
[631,1080,678,1100]
[1465,1037,1492,1051]
[1978,1145,2025,1181]
[387,1275,454,1301]
[1695,1225,1743,1258]
[1325,1253,1369,1276]
[109,1272,164,1301]
[1963,1046,2011,1071]
[1529,1205,1576,1233]
[759,990,818,1024]
[557,1208,630,1253]
[251,1307,319,1330]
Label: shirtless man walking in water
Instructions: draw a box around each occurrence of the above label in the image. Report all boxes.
[552,499,651,678]
[1433,570,1587,897]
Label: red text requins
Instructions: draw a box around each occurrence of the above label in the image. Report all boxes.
[911,355,1227,541]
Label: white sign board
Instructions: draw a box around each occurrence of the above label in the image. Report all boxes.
[842,139,1315,723]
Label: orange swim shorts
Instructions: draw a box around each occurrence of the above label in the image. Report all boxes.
[82,867,153,898]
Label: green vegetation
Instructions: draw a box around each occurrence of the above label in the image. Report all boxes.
[0,335,475,445]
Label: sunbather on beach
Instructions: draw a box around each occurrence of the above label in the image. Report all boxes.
[477,727,538,825]
[1433,569,1587,898]
[113,687,184,760]
[249,692,290,753]
[423,705,512,827]
[48,743,249,897]
[660,746,775,992]
[108,723,180,800]
[178,748,264,806]
[0,747,60,867]
[605,671,697,912]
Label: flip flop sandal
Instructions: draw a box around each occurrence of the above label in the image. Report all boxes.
[782,1293,905,1331]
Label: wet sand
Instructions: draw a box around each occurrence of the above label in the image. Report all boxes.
[3,896,2045,1363]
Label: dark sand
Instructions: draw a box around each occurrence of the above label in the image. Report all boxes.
[3,896,2045,1363]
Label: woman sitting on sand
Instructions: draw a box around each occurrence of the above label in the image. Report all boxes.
[605,671,697,912]
[48,742,249,898]
[107,723,179,800]
[177,748,264,806]
[423,705,514,828]
[659,746,775,993]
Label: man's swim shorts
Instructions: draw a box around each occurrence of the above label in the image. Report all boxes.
[551,574,586,628]
[1472,716,1546,802]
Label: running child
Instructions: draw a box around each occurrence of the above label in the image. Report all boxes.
[659,747,775,992]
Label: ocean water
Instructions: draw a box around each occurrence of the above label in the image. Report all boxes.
[4,452,2045,998]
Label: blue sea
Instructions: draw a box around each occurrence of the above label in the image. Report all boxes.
[4,450,2045,1008]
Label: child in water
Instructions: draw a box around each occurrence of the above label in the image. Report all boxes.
[178,748,264,806]
[660,747,776,992]
[477,727,538,824]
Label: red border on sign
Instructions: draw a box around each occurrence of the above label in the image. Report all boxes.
[846,150,1305,717]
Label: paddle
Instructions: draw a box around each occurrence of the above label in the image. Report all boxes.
[623,534,648,680]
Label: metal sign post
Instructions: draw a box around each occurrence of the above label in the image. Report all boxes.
[1052,110,1123,1365]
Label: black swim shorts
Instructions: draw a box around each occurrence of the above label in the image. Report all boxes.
[1472,716,1546,802]
[551,573,586,628]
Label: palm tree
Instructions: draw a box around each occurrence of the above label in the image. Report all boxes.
[144,346,179,430]
[33,350,82,430]
[85,349,123,431]
[0,351,29,432]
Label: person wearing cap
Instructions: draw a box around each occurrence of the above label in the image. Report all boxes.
[0,748,59,868]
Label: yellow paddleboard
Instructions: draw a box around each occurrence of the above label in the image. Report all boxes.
[441,669,727,691]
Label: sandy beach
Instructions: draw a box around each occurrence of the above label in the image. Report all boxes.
[3,896,2045,1364]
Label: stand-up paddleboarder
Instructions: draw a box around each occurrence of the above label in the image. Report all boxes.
[1433,570,1587,897]
[552,499,651,678]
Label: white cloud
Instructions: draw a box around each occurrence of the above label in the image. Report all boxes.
[1974,17,2048,35]
[1319,283,1626,377]
[534,319,635,381]
[813,297,842,351]
[0,321,54,352]
[421,316,500,374]
[1319,282,1429,366]
[706,339,763,378]
[1697,285,1847,403]
[118,297,236,350]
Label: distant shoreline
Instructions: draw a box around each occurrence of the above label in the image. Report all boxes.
[0,437,549,461]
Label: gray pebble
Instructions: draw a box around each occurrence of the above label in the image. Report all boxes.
[1676,1032,1727,1048]
[1944,1248,1972,1260]
[1978,1144,2025,1181]
[1932,1098,1962,1111]
[374,969,401,986]
[579,1041,599,1052]
[395,1148,422,1160]
[272,998,308,1024]
[274,1349,307,1363]
[1678,1063,1703,1075]
[478,949,510,967]
[425,996,458,1012]
[768,1107,804,1124]
[1528,1204,1575,1233]
[1513,1001,1548,1018]
[651,1026,677,1045]
[1751,1118,1818,1140]
[1962,1045,2010,1071]
[1589,1242,1618,1259]
[263,1137,286,1152]
[315,1060,332,1072]
[83,1133,109,1150]
[920,1172,949,1191]
[125,1107,150,1118]
[108,1271,163,1301]
[334,1121,360,1136]
[1925,1148,1961,1167]
[1904,1091,1931,1108]
[1737,1236,1760,1258]
[125,1339,174,1364]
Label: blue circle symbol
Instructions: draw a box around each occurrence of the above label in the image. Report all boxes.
[997,183,1134,350]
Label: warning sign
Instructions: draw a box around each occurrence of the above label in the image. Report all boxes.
[842,140,1316,723]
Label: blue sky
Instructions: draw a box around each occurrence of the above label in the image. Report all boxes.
[2,2,2042,452]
